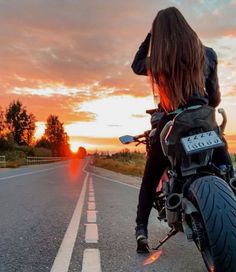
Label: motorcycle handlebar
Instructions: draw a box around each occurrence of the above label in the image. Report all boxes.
[124,108,227,145]
[218,108,227,134]
[133,130,150,141]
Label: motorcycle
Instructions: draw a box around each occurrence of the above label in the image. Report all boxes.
[119,105,236,272]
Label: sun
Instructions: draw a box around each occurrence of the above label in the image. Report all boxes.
[70,141,80,153]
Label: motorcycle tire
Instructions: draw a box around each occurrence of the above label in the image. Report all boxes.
[188,175,236,272]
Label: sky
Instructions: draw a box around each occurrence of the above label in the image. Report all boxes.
[0,0,236,152]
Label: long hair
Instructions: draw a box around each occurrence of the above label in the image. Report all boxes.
[149,7,206,112]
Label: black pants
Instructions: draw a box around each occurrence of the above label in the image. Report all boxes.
[136,115,233,227]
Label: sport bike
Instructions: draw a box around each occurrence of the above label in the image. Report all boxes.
[119,105,236,272]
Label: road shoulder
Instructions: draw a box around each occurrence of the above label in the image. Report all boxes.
[87,165,142,188]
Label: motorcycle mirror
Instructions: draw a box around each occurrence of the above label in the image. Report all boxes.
[119,135,135,144]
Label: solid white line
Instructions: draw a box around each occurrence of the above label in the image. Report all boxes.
[82,249,102,272]
[87,211,97,223]
[0,164,68,181]
[85,224,98,243]
[91,173,140,189]
[50,173,88,272]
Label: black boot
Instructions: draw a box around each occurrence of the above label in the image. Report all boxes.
[135,224,150,253]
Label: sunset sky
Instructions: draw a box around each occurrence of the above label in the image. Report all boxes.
[0,0,236,152]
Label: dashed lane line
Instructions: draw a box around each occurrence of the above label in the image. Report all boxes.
[50,172,88,272]
[82,176,102,271]
[88,202,96,210]
[82,249,102,272]
[87,210,97,223]
[85,223,99,243]
[88,196,95,202]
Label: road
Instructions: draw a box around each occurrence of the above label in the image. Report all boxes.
[0,158,207,272]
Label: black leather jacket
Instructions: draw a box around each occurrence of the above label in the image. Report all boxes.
[131,33,221,109]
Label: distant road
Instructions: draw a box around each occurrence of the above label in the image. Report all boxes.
[0,159,207,272]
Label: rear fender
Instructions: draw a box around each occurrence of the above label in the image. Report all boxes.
[181,197,199,241]
[182,197,198,215]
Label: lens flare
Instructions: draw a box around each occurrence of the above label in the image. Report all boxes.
[143,250,163,266]
[68,159,81,181]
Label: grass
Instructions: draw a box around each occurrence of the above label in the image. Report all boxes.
[0,147,53,168]
[92,150,236,177]
[231,154,236,168]
[92,149,146,177]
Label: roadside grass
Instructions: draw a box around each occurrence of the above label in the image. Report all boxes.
[231,154,236,168]
[93,150,236,177]
[0,147,53,168]
[92,149,146,177]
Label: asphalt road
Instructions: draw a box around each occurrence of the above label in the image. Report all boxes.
[0,159,207,272]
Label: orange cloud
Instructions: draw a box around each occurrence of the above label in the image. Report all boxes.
[224,85,236,97]
[0,0,236,135]
[225,135,236,153]
[69,135,145,152]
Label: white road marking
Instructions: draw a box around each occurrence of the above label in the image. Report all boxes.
[82,175,102,271]
[87,210,97,223]
[0,164,68,181]
[50,173,88,272]
[89,196,95,202]
[91,173,140,189]
[88,202,96,210]
[85,224,98,243]
[82,249,102,272]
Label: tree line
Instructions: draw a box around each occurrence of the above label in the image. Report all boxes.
[0,100,70,157]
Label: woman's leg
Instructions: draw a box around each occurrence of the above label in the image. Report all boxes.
[135,134,169,255]
[136,114,173,229]
[136,141,169,228]
[135,113,173,253]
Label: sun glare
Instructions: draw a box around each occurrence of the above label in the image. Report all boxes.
[70,141,80,153]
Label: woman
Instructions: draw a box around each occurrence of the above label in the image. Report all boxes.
[132,7,233,253]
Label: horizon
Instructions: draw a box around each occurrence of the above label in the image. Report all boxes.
[0,0,236,153]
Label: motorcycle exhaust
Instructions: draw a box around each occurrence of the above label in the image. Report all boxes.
[166,193,182,211]
[165,193,182,227]
[229,177,236,194]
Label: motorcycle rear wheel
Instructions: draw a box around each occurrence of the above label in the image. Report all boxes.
[188,175,236,272]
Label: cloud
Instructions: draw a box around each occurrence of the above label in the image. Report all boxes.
[0,0,236,125]
[225,134,236,153]
[69,135,145,152]
[131,114,147,118]
[224,85,236,96]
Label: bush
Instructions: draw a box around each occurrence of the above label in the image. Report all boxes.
[33,147,52,157]
[77,147,87,159]
[0,136,16,151]
[92,150,146,176]
[16,145,34,156]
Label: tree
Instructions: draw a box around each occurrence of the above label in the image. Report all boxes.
[77,146,87,159]
[44,115,70,156]
[0,107,8,138]
[0,107,15,151]
[35,136,51,149]
[5,100,36,145]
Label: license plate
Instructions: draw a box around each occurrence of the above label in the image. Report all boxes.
[181,130,224,154]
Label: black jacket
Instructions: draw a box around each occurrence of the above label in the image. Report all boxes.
[131,33,221,108]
